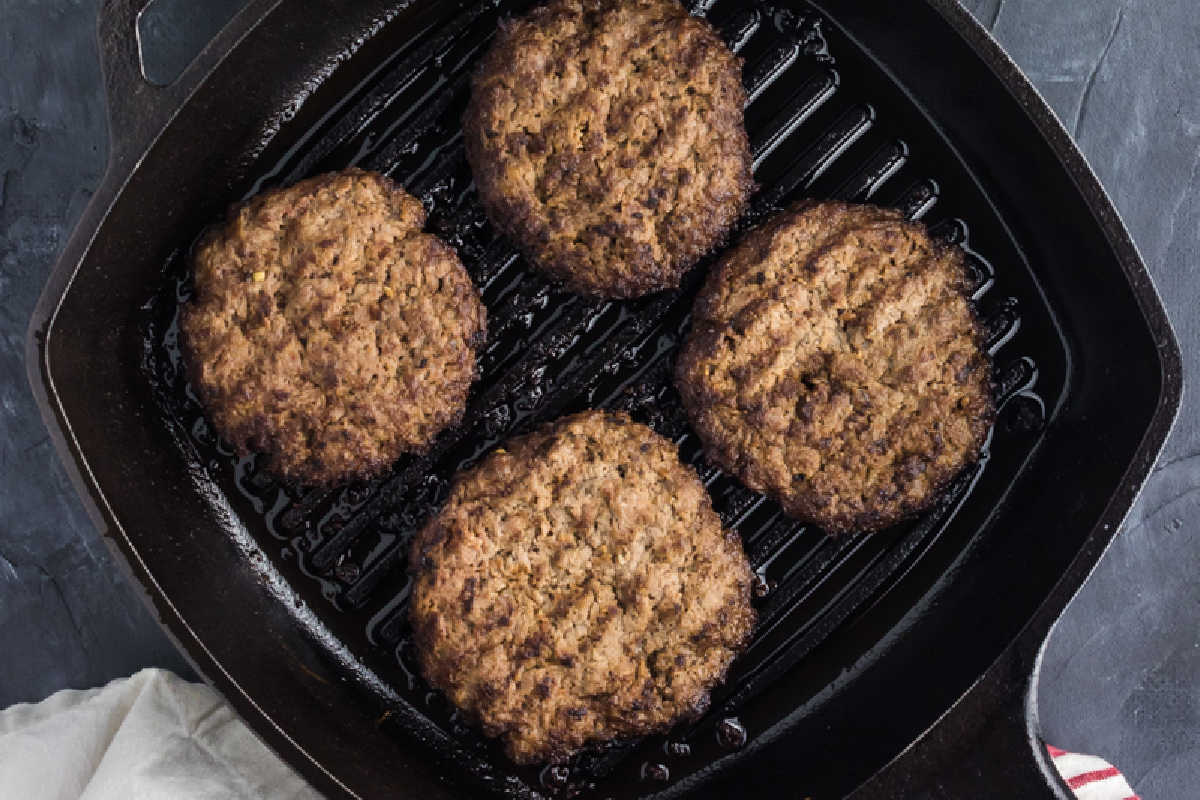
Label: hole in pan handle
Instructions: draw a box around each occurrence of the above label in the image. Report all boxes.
[96,0,276,179]
[847,642,1073,799]
[136,0,246,87]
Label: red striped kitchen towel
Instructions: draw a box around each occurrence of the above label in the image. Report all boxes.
[1046,744,1140,800]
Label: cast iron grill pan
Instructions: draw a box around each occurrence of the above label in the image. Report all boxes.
[140,1,1068,796]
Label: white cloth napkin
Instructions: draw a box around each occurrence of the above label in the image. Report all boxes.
[0,669,319,800]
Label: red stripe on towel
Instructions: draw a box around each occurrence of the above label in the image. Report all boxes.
[1066,766,1120,789]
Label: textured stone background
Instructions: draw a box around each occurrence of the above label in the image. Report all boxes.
[0,1,1195,796]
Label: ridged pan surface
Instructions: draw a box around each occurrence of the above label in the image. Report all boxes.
[141,1,1067,796]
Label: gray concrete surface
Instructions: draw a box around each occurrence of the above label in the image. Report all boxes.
[1,1,1196,797]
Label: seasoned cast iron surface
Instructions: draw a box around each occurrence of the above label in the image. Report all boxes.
[142,1,1066,796]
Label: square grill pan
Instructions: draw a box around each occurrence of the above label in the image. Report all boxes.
[28,0,1181,798]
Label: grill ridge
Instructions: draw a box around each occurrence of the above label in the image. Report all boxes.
[141,2,1057,796]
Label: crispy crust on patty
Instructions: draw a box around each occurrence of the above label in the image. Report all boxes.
[464,0,754,298]
[181,168,487,486]
[675,202,995,533]
[409,411,755,763]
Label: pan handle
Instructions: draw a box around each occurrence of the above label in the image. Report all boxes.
[849,638,1073,799]
[96,0,276,178]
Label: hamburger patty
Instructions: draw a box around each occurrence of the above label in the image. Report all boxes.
[464,0,754,298]
[182,168,487,486]
[675,201,995,533]
[409,411,756,763]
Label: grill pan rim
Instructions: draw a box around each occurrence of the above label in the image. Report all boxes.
[25,0,1183,798]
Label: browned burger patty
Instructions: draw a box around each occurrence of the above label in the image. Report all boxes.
[464,0,754,298]
[181,168,487,486]
[409,410,755,763]
[675,201,995,534]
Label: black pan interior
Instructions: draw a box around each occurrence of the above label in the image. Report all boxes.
[136,1,1071,797]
